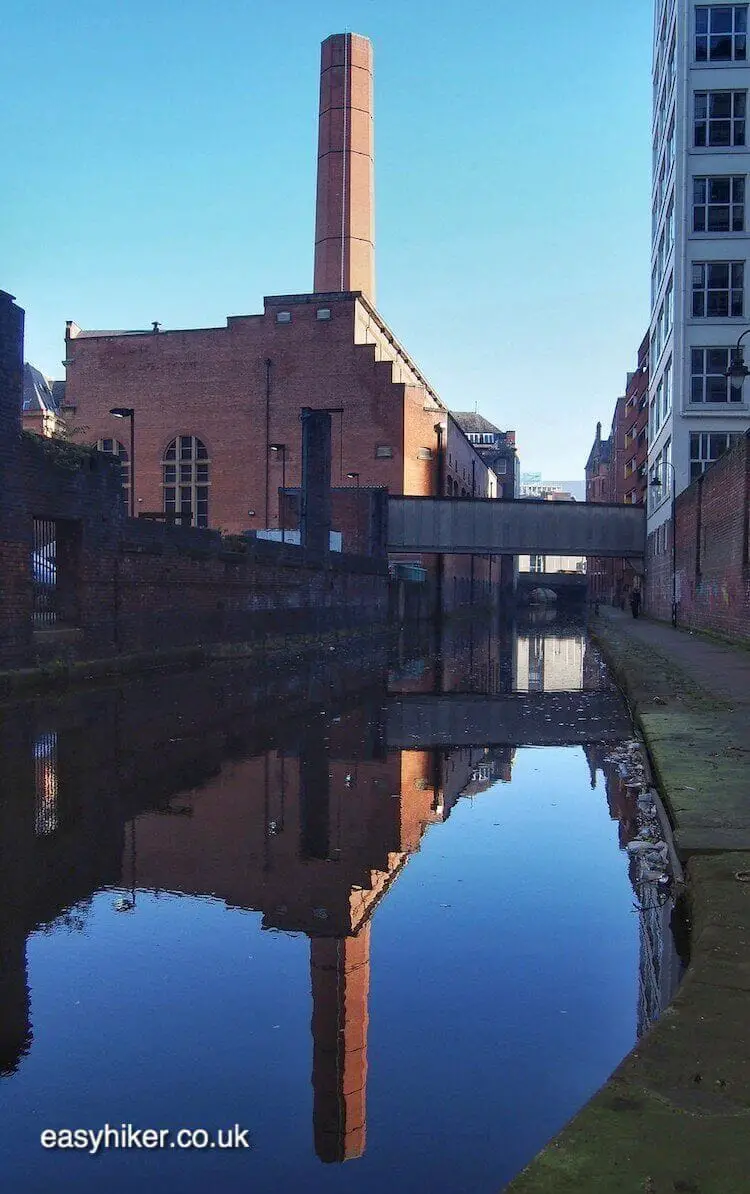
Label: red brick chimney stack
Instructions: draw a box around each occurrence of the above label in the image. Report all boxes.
[313,33,375,303]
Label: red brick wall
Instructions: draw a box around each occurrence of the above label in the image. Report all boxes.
[65,295,426,536]
[64,293,514,613]
[646,433,750,640]
[113,528,388,655]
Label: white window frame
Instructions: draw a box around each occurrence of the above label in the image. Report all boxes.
[692,261,745,317]
[695,5,748,63]
[694,90,747,147]
[693,175,746,233]
[690,347,746,403]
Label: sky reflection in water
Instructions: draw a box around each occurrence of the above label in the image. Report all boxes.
[0,618,680,1193]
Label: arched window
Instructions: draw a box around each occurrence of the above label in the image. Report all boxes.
[97,438,130,509]
[162,436,210,527]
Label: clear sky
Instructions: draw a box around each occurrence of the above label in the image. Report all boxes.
[2,0,654,482]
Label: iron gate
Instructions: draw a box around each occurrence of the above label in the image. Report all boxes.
[32,519,57,625]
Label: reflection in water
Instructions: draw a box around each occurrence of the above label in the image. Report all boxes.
[0,614,681,1191]
[33,731,59,837]
[585,741,684,1039]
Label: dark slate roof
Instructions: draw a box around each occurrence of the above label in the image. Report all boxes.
[450,411,504,436]
[50,380,66,407]
[22,364,61,413]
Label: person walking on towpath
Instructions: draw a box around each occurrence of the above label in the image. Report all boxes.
[630,587,642,618]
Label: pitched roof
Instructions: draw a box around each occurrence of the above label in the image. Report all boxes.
[22,364,62,413]
[585,434,612,474]
[450,411,503,436]
[50,380,67,407]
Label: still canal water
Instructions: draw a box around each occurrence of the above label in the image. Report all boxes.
[0,615,682,1193]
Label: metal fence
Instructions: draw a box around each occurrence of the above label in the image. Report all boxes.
[32,519,57,625]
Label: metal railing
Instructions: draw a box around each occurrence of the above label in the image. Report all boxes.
[32,519,57,625]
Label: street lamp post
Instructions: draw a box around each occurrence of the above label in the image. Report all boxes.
[649,460,677,627]
[109,407,135,518]
[346,471,360,488]
[269,443,287,542]
[725,328,750,389]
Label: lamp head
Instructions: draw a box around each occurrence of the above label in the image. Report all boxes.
[726,348,750,385]
[109,407,134,419]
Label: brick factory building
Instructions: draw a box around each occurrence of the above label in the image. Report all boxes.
[62,33,509,606]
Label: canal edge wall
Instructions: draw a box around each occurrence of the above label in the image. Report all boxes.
[504,613,750,1194]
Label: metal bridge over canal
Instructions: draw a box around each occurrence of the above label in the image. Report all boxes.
[387,497,646,558]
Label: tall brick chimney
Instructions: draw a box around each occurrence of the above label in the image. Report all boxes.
[313,33,375,303]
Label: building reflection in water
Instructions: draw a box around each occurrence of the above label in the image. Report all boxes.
[584,742,684,1038]
[0,613,681,1166]
[123,713,463,1164]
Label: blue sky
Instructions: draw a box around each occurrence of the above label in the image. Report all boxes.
[2,0,654,481]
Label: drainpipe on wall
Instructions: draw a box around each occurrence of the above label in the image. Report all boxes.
[264,359,272,527]
[434,422,445,615]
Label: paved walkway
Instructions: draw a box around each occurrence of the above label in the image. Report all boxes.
[598,607,750,707]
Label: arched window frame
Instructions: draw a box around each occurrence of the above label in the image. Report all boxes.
[96,438,130,509]
[162,435,210,527]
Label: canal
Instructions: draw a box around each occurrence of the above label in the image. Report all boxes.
[0,614,683,1193]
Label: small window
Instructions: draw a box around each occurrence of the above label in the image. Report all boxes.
[693,176,745,232]
[375,445,393,458]
[695,5,747,63]
[418,447,433,460]
[316,308,331,321]
[694,90,747,147]
[692,261,744,316]
[275,311,292,324]
[495,459,507,474]
[691,347,744,402]
[690,429,743,480]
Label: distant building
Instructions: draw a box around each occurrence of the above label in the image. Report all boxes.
[21,365,66,439]
[449,412,519,498]
[585,332,650,604]
[518,490,586,576]
[620,334,650,506]
[585,423,613,504]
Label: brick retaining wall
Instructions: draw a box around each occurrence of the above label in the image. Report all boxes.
[646,432,750,640]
